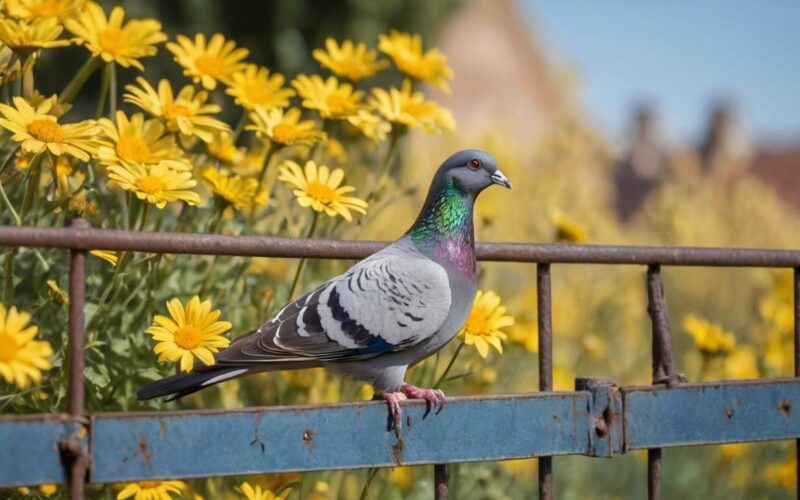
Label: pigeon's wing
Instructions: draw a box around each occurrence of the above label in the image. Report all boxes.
[217,251,452,365]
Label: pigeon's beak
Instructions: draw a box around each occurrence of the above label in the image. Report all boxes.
[490,169,512,189]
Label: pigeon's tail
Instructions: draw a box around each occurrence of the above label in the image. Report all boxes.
[137,365,251,401]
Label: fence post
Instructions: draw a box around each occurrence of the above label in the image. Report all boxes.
[794,268,799,500]
[645,264,677,500]
[537,263,554,500]
[62,218,89,500]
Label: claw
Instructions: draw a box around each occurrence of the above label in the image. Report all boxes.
[375,391,406,438]
[400,383,447,419]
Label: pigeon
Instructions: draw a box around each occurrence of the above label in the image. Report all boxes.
[138,149,511,433]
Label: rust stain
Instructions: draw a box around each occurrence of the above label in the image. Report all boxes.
[302,429,315,454]
[159,418,167,439]
[250,412,266,456]
[138,437,152,466]
[779,400,792,417]
[392,436,405,465]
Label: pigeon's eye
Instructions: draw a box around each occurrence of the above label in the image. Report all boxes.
[468,159,481,170]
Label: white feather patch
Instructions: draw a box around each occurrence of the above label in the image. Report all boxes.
[201,368,248,386]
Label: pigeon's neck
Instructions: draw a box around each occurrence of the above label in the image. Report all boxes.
[408,180,476,280]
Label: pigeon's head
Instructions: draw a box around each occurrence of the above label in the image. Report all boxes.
[433,149,511,196]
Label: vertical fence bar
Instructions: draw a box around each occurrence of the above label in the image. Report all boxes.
[645,264,677,500]
[794,268,799,500]
[434,463,449,500]
[67,219,88,500]
[537,263,553,500]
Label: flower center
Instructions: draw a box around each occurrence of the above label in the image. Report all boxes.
[338,60,365,79]
[271,123,294,143]
[244,82,271,105]
[162,102,191,120]
[116,136,152,163]
[97,28,128,55]
[465,313,489,336]
[0,332,19,363]
[138,481,164,490]
[28,0,65,18]
[195,56,224,77]
[135,175,165,194]
[27,119,64,143]
[307,182,337,205]
[326,94,352,116]
[174,325,203,350]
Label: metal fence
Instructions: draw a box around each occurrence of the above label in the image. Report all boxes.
[2,221,800,500]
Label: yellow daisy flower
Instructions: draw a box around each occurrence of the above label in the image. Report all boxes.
[551,209,589,243]
[27,90,70,118]
[124,77,229,143]
[378,30,453,93]
[167,33,248,90]
[458,290,514,358]
[65,3,166,70]
[278,160,367,222]
[201,166,264,211]
[0,304,53,390]
[107,162,200,209]
[116,480,187,500]
[89,249,118,266]
[312,38,388,81]
[683,314,736,355]
[206,130,245,166]
[4,0,86,22]
[0,17,70,54]
[240,481,283,500]
[97,111,189,171]
[291,74,364,120]
[369,80,455,134]
[146,296,232,373]
[0,96,99,161]
[346,109,390,143]
[246,107,326,147]
[225,63,295,111]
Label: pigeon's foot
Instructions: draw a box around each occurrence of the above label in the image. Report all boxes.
[401,383,447,418]
[376,391,407,438]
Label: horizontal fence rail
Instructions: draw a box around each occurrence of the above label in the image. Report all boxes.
[3,225,800,266]
[4,380,800,486]
[2,222,800,500]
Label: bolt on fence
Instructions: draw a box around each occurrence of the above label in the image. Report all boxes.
[1,221,800,500]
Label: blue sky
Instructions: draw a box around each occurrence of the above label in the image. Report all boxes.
[520,1,800,144]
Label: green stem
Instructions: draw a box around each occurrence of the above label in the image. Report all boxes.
[359,468,380,500]
[434,342,465,389]
[255,143,275,197]
[0,146,18,176]
[365,127,404,204]
[95,62,110,117]
[0,179,21,225]
[59,56,101,104]
[287,211,319,301]
[19,154,42,223]
[108,62,117,116]
[231,110,248,143]
[3,248,16,307]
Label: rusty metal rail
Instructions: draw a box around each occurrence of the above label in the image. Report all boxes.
[1,223,800,500]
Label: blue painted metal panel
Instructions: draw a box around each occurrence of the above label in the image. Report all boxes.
[91,393,591,482]
[623,379,800,450]
[0,414,82,487]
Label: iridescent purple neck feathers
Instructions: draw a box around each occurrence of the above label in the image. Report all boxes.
[408,181,476,279]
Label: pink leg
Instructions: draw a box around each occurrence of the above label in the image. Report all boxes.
[401,383,447,417]
[375,391,407,438]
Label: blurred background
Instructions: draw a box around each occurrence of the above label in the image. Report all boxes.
[11,0,800,498]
